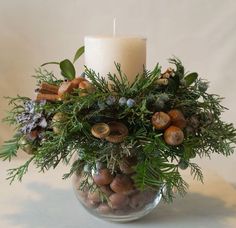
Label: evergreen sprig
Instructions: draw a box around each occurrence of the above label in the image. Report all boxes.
[0,57,235,202]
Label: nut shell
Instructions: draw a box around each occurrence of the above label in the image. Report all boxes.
[152,112,171,130]
[164,125,184,146]
[105,122,128,143]
[91,123,110,139]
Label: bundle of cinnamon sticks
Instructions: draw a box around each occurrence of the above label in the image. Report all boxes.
[36,83,59,101]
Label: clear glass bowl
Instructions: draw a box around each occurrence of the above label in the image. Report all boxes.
[72,169,163,222]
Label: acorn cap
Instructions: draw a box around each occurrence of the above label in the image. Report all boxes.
[105,122,128,143]
[91,123,110,139]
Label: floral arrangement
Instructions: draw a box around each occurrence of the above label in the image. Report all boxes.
[1,47,236,205]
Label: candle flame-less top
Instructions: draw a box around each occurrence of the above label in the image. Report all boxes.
[84,36,146,83]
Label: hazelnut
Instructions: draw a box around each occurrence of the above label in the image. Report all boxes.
[85,199,99,209]
[100,185,114,197]
[129,192,146,209]
[119,158,136,174]
[168,109,186,129]
[108,193,129,209]
[97,203,112,214]
[129,190,157,209]
[164,126,184,146]
[152,112,171,130]
[92,168,113,186]
[87,190,101,203]
[110,174,134,194]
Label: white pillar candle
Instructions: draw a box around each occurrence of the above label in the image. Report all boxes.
[84,36,146,83]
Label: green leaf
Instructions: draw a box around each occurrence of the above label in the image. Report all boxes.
[60,59,76,80]
[184,73,198,86]
[41,62,59,67]
[73,46,85,63]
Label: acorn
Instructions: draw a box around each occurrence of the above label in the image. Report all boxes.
[152,112,171,130]
[52,112,67,134]
[97,203,112,214]
[92,168,113,186]
[110,174,134,194]
[164,126,184,146]
[19,137,35,155]
[168,109,186,129]
[108,193,129,210]
[87,190,101,204]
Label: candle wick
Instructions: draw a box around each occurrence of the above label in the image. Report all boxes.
[113,17,116,37]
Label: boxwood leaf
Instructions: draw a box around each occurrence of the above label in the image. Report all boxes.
[184,73,198,86]
[73,46,85,63]
[60,59,76,80]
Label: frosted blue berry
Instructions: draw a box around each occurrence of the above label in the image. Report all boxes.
[81,72,86,78]
[98,101,106,110]
[178,159,189,170]
[198,80,209,92]
[180,79,187,86]
[159,94,169,102]
[83,164,90,172]
[154,99,165,109]
[126,98,135,107]
[106,96,116,105]
[119,97,127,106]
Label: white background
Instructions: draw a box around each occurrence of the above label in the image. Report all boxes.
[0,0,236,227]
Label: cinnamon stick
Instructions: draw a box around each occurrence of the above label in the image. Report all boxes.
[39,83,59,94]
[36,93,59,101]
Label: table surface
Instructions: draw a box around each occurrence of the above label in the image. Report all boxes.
[0,158,236,228]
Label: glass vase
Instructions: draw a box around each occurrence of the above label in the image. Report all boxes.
[71,162,163,222]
